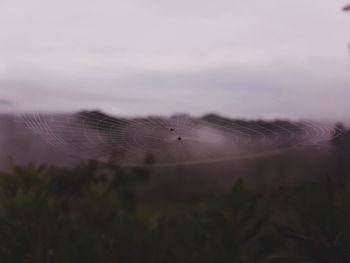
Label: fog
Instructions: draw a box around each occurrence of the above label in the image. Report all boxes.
[1,0,350,121]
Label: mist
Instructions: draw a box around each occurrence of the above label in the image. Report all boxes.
[1,0,350,121]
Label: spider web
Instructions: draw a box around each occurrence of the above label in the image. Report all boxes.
[21,112,342,167]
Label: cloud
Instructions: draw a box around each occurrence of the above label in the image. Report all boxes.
[1,60,350,122]
[0,0,349,121]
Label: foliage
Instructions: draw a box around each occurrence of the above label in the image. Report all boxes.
[0,161,350,262]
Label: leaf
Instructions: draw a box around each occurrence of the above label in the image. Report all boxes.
[274,223,314,242]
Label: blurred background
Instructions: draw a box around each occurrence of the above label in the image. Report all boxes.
[0,0,350,120]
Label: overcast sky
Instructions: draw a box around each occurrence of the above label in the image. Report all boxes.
[0,0,350,121]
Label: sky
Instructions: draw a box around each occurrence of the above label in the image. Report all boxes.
[0,0,350,121]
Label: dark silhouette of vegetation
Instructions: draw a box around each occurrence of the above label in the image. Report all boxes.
[1,113,350,262]
[0,157,350,262]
